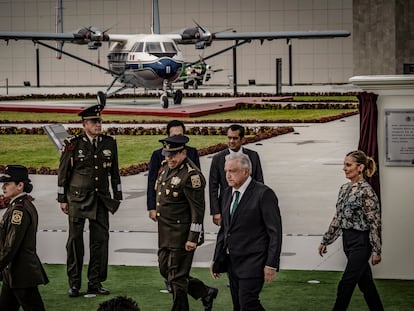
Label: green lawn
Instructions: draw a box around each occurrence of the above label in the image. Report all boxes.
[0,108,357,123]
[14,265,413,311]
[0,135,226,169]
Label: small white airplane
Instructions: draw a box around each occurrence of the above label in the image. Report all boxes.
[0,0,350,108]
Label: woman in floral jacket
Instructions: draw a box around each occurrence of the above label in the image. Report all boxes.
[318,150,384,311]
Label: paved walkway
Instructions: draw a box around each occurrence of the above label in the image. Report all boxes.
[23,115,360,273]
[0,84,364,272]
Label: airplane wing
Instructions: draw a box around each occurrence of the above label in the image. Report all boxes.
[169,28,350,49]
[0,28,113,46]
[0,31,85,42]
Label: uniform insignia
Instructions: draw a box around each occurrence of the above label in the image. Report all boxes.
[11,210,23,225]
[186,163,195,173]
[173,192,178,197]
[171,176,181,186]
[191,175,202,188]
[103,149,112,157]
[166,189,170,195]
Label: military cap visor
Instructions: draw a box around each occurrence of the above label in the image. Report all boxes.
[78,104,104,120]
[160,135,189,156]
[0,164,30,183]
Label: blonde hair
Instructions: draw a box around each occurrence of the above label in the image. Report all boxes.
[346,150,377,178]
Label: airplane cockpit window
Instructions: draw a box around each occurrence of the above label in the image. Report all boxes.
[132,42,144,52]
[163,42,177,53]
[145,42,163,54]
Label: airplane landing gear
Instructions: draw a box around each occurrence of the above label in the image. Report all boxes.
[160,93,169,108]
[173,89,183,105]
[97,91,106,106]
[160,79,183,108]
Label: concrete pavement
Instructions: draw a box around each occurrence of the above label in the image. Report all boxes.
[24,114,361,273]
[0,84,365,272]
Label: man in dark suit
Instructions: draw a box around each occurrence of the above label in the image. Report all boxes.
[211,153,282,310]
[58,103,123,297]
[209,124,264,226]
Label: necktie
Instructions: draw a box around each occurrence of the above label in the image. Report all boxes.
[92,138,97,151]
[230,191,240,219]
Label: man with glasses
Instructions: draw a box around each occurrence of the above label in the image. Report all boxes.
[209,124,264,226]
[58,103,122,298]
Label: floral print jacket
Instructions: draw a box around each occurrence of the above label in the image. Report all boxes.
[321,179,382,255]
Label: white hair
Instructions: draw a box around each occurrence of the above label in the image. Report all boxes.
[225,153,252,172]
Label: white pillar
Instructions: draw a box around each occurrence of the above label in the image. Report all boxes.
[350,75,414,279]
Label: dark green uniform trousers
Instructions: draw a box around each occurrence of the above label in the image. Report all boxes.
[0,282,45,311]
[159,248,209,311]
[66,203,109,290]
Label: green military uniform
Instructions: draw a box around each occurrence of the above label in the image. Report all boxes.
[57,104,122,294]
[0,165,48,310]
[156,135,214,311]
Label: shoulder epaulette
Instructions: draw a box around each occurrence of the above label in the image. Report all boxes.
[64,134,81,144]
[186,163,196,173]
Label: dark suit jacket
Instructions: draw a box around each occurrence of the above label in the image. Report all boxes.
[213,180,282,278]
[147,146,199,211]
[209,148,264,215]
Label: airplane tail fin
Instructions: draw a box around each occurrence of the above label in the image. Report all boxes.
[55,0,64,59]
[151,0,160,34]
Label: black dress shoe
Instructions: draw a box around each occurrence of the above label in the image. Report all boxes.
[87,286,110,295]
[202,287,218,311]
[68,287,80,298]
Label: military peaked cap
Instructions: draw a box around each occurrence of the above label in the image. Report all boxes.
[160,135,189,156]
[0,164,30,183]
[78,104,104,120]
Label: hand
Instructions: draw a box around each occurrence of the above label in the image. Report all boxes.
[212,214,222,226]
[318,244,327,257]
[148,210,157,222]
[264,267,276,283]
[60,203,69,214]
[210,263,221,279]
[371,254,381,265]
[185,241,197,252]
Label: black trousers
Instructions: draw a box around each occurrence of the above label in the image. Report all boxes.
[66,204,109,290]
[228,261,265,311]
[158,248,209,311]
[333,229,384,311]
[0,282,45,311]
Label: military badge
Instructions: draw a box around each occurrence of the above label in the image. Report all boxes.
[171,176,181,186]
[103,149,112,157]
[191,175,202,188]
[11,210,23,225]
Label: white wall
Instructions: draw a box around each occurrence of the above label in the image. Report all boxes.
[350,75,414,279]
[0,0,353,87]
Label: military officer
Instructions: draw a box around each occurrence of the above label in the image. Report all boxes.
[57,103,122,297]
[155,135,218,311]
[0,164,49,310]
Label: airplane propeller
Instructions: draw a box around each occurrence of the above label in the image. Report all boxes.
[192,21,233,49]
